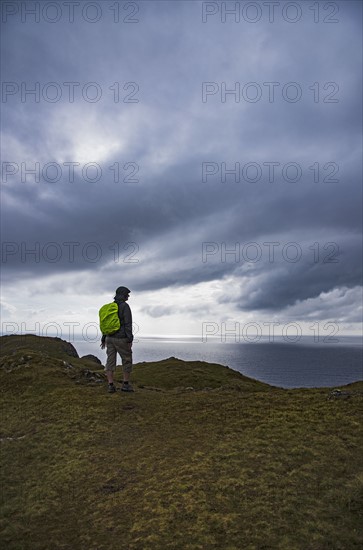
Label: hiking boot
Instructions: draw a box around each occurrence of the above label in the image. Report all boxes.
[108,383,116,393]
[121,383,134,393]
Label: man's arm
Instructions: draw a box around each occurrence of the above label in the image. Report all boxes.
[100,334,106,349]
[123,303,134,343]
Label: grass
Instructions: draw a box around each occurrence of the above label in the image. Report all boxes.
[0,335,362,549]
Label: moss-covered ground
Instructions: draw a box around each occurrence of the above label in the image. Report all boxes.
[1,335,362,549]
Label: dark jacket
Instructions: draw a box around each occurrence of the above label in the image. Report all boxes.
[112,298,133,343]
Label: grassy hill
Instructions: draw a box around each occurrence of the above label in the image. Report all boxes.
[1,335,362,549]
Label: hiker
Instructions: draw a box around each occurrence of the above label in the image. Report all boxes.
[100,286,134,393]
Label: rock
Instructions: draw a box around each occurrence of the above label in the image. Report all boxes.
[60,340,79,358]
[81,369,105,382]
[328,389,351,400]
[81,354,102,365]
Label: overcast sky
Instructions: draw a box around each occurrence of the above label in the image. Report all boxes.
[1,0,362,341]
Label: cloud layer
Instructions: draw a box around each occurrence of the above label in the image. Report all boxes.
[1,1,362,335]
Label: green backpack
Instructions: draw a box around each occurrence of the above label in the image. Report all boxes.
[99,303,121,335]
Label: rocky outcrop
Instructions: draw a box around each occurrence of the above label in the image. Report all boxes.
[59,339,79,358]
[0,334,79,359]
[81,354,102,365]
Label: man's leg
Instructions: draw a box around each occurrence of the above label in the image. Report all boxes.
[121,344,132,385]
[106,370,114,384]
[114,339,133,390]
[105,338,117,389]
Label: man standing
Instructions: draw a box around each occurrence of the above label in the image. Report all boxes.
[101,286,134,393]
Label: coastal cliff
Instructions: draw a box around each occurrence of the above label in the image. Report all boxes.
[1,335,362,549]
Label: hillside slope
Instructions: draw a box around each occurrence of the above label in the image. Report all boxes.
[1,335,362,549]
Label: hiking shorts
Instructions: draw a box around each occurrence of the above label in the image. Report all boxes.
[105,336,133,373]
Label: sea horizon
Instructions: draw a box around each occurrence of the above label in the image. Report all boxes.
[48,333,363,389]
[2,333,362,390]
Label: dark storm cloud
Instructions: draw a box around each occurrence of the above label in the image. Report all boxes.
[1,0,362,321]
[229,235,361,311]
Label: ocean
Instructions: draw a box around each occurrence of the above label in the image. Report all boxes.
[74,335,363,389]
